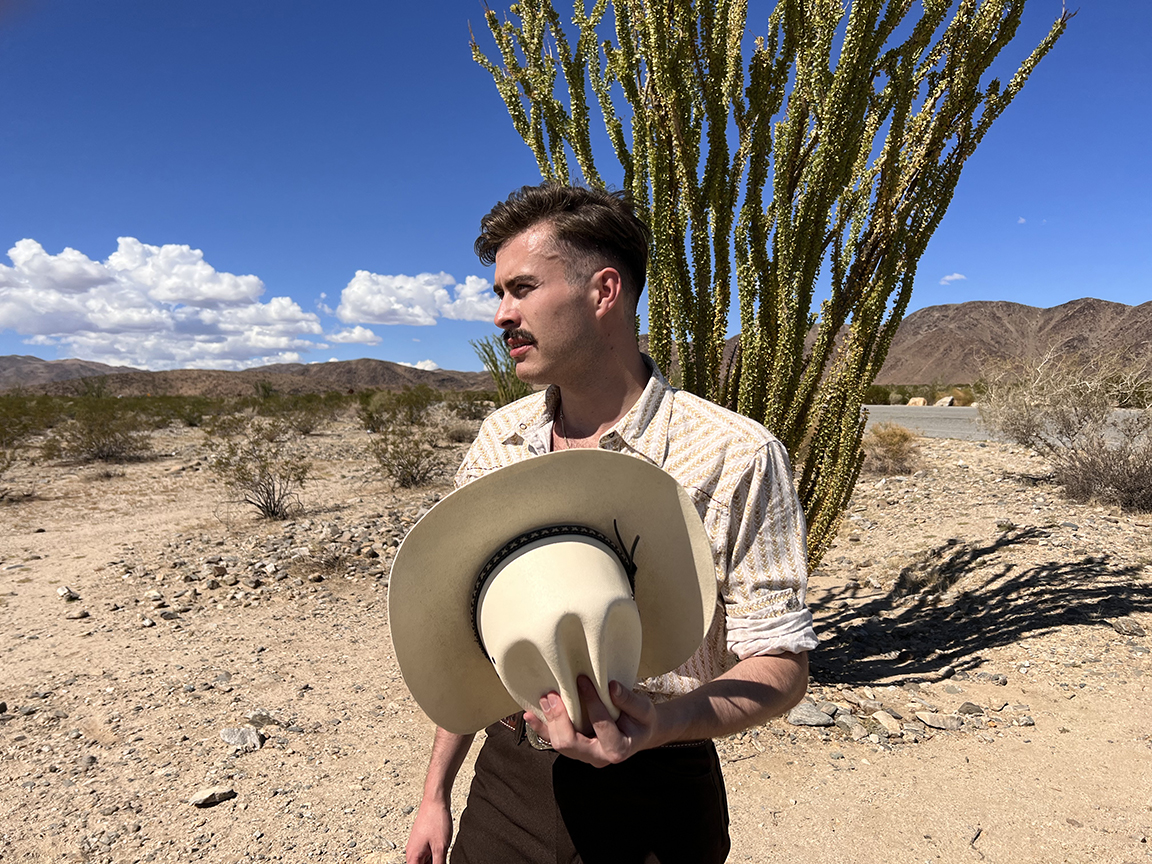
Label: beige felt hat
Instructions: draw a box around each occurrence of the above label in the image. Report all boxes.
[387,448,717,735]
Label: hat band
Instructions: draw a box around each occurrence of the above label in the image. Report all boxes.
[469,522,640,658]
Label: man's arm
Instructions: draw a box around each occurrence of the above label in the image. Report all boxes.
[525,651,807,768]
[405,728,475,864]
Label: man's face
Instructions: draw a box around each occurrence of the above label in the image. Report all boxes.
[491,225,597,385]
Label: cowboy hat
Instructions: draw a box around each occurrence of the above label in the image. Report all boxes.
[387,448,716,735]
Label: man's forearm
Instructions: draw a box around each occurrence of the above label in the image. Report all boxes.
[421,728,475,803]
[654,651,808,744]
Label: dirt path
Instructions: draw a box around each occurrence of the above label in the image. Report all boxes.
[1,423,1149,863]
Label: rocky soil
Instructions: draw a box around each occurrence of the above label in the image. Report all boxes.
[1,421,1149,864]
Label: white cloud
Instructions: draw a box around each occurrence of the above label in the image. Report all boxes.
[336,271,497,326]
[1017,217,1026,224]
[0,237,325,370]
[399,359,440,371]
[938,272,967,286]
[328,325,381,345]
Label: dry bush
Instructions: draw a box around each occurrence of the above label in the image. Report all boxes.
[206,418,311,519]
[862,422,920,475]
[979,351,1152,511]
[357,386,440,432]
[41,402,152,463]
[443,423,477,444]
[368,425,444,488]
[444,390,494,421]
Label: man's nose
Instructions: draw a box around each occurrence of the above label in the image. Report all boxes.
[494,293,519,329]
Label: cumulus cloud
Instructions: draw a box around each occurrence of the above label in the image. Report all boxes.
[1017,217,1026,224]
[327,325,381,345]
[938,272,967,286]
[336,271,497,326]
[398,359,441,371]
[0,238,324,369]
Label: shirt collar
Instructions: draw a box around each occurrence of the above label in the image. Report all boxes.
[506,355,675,465]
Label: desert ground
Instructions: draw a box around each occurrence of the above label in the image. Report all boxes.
[1,415,1149,864]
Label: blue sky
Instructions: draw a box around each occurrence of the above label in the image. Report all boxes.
[0,0,1147,372]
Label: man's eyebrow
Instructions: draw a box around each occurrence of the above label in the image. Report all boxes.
[494,274,541,291]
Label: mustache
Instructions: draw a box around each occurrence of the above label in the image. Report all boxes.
[502,329,536,347]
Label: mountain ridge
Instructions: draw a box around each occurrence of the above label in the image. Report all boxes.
[5,297,1150,394]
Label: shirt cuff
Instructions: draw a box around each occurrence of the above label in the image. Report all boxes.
[727,608,818,659]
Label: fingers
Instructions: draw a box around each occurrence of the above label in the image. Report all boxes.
[579,676,620,738]
[537,691,577,748]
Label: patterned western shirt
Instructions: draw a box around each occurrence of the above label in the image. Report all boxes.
[456,359,818,700]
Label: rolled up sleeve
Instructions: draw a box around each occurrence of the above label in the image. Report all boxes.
[722,441,818,659]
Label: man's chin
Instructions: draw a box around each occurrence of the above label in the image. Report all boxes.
[512,360,548,387]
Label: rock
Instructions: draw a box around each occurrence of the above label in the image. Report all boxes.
[189,786,236,807]
[907,397,928,406]
[915,712,963,731]
[140,617,155,628]
[1111,617,1146,637]
[57,586,80,601]
[1017,715,1035,727]
[957,701,985,715]
[64,609,90,620]
[872,710,903,735]
[816,701,839,716]
[786,702,835,727]
[220,725,263,751]
[933,396,955,407]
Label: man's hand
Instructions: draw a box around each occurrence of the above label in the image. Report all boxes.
[523,676,665,768]
[405,797,453,864]
[524,653,809,769]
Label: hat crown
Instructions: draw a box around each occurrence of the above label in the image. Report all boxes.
[477,535,642,735]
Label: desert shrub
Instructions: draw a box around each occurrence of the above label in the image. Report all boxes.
[368,425,444,488]
[358,385,439,431]
[0,393,66,436]
[72,376,111,398]
[887,391,907,405]
[356,391,389,433]
[861,422,920,475]
[979,351,1152,510]
[253,380,279,401]
[207,418,311,519]
[129,395,225,428]
[263,394,339,436]
[41,401,152,462]
[443,422,477,444]
[444,390,493,421]
[202,411,251,439]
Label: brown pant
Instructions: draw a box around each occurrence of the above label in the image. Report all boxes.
[451,720,730,864]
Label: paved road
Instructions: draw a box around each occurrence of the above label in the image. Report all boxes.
[862,405,993,441]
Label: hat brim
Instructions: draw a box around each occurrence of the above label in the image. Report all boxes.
[387,448,717,734]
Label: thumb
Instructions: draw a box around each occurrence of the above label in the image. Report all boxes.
[608,680,645,715]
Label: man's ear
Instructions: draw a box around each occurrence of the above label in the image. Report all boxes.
[591,266,626,319]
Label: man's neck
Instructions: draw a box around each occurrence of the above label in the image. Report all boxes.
[553,348,650,443]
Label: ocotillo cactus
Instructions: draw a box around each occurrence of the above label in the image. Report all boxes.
[473,0,1070,566]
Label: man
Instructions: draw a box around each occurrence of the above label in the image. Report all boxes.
[406,184,816,863]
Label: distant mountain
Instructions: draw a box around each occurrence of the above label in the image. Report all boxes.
[0,356,492,396]
[647,298,1152,386]
[873,298,1152,385]
[0,355,143,390]
[5,298,1149,395]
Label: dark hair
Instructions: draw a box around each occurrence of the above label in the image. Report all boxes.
[475,183,651,306]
